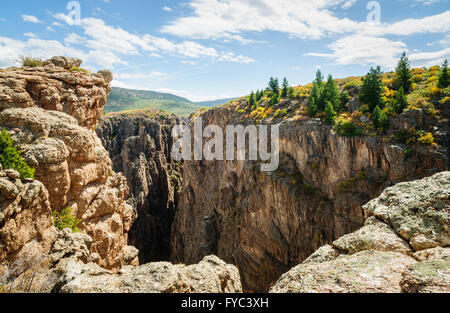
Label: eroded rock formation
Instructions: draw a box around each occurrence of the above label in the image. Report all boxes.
[0,58,132,272]
[96,111,181,263]
[0,56,112,130]
[270,172,450,293]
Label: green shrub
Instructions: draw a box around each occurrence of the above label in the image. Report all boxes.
[0,129,35,179]
[68,67,89,75]
[273,108,288,118]
[334,118,363,137]
[52,207,81,233]
[20,56,43,67]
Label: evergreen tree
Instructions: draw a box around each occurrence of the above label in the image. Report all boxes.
[340,90,349,106]
[438,59,449,89]
[373,106,389,131]
[249,91,256,108]
[394,52,413,93]
[281,77,289,98]
[270,93,279,105]
[322,74,341,112]
[393,87,408,114]
[378,110,389,132]
[309,70,324,111]
[324,101,336,125]
[288,87,295,99]
[373,105,381,128]
[268,77,280,95]
[359,66,384,113]
[307,97,317,117]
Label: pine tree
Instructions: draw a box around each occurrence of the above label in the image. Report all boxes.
[324,101,336,125]
[281,77,289,98]
[373,105,381,128]
[373,106,389,132]
[393,87,408,114]
[438,59,449,89]
[359,66,384,113]
[249,91,256,108]
[270,93,279,105]
[268,77,280,95]
[309,70,324,111]
[340,90,349,106]
[394,52,413,93]
[307,97,317,117]
[322,75,341,112]
[378,110,389,132]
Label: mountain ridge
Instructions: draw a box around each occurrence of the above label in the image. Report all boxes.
[105,87,237,116]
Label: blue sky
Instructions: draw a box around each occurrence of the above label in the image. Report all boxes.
[0,0,449,101]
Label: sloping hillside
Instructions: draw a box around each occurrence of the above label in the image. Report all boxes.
[105,87,237,116]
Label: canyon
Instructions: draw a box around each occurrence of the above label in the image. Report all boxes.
[1,57,449,293]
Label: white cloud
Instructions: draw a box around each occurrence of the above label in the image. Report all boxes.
[64,33,85,45]
[53,14,253,63]
[161,0,450,44]
[162,6,173,12]
[305,35,408,68]
[0,36,85,67]
[413,0,446,6]
[46,26,55,32]
[21,15,43,24]
[410,47,450,67]
[219,52,255,64]
[24,32,37,38]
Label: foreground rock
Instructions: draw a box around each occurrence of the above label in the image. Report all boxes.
[271,172,450,293]
[56,255,242,293]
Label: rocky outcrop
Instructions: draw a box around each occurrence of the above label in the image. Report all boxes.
[96,110,182,263]
[0,58,132,272]
[0,168,56,265]
[270,172,450,293]
[0,107,132,271]
[171,107,448,292]
[54,255,242,293]
[0,57,112,130]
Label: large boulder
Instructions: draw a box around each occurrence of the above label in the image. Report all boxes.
[271,172,450,293]
[55,255,242,293]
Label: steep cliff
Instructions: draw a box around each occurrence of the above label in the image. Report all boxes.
[171,101,448,292]
[96,110,182,263]
[0,57,132,272]
[271,172,449,293]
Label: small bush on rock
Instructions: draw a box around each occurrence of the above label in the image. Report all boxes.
[0,129,35,179]
[52,207,81,233]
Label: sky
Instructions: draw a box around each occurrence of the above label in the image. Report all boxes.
[0,0,449,101]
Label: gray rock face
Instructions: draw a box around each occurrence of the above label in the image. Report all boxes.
[56,255,242,293]
[270,172,450,293]
[171,106,448,292]
[96,111,182,263]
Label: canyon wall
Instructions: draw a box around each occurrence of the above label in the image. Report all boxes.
[170,106,448,292]
[96,111,181,263]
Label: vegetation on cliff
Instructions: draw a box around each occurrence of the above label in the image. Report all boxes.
[0,129,35,179]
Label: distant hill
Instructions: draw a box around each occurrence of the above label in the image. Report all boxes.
[195,98,237,107]
[105,87,237,116]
